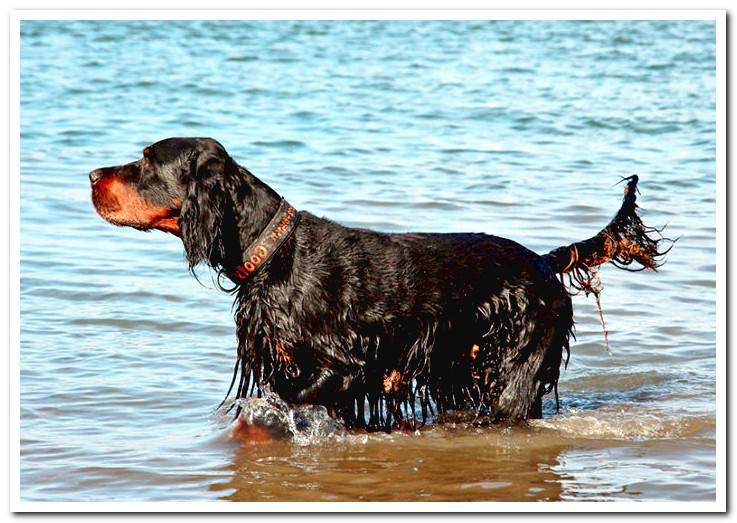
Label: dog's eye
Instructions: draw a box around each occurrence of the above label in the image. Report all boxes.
[143,147,151,158]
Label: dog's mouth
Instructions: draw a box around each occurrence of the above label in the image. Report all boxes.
[91,176,182,236]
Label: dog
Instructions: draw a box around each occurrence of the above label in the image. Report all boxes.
[90,137,668,431]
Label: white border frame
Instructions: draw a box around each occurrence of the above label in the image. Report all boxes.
[8,9,726,513]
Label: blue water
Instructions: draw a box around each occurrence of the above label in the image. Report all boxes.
[20,20,717,502]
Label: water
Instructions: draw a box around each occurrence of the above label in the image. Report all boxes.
[19,20,717,502]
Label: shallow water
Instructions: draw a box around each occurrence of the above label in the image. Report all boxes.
[19,20,717,502]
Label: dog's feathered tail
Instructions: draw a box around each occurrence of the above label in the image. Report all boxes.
[544,175,672,283]
[542,175,673,352]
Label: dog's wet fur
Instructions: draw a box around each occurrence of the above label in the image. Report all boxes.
[90,137,668,431]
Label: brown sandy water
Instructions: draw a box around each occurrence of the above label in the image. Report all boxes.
[214,408,715,502]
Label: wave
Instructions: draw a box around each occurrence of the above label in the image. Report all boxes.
[530,406,715,441]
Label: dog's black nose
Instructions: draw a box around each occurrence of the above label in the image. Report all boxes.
[89,169,104,184]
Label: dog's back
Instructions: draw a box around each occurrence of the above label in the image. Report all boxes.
[236,209,573,426]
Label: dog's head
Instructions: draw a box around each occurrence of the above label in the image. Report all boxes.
[90,137,277,273]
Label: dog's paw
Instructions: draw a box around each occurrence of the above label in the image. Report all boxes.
[229,414,284,444]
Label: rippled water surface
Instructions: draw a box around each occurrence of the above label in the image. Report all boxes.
[20,20,717,502]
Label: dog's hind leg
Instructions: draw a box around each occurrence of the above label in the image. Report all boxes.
[491,317,561,420]
[528,395,543,419]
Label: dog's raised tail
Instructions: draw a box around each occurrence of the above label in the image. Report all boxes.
[543,175,672,287]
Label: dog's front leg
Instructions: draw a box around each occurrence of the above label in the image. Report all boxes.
[295,368,353,403]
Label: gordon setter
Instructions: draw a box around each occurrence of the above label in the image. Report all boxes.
[90,137,668,430]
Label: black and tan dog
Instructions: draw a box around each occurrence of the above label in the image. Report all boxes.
[90,137,668,430]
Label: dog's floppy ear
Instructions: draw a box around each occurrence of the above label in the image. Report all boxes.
[179,145,243,272]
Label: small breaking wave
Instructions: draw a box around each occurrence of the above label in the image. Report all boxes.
[530,406,715,441]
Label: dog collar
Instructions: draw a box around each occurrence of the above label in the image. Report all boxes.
[231,198,301,282]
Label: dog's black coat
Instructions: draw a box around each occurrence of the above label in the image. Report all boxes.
[90,137,666,430]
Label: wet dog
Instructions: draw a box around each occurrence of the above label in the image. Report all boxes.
[90,137,668,430]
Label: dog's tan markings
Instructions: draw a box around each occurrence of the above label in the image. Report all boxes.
[383,370,403,394]
[470,344,480,360]
[92,175,181,236]
[229,415,277,445]
[274,341,299,377]
[275,341,293,365]
[149,210,181,235]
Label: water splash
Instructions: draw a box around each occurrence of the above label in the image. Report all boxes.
[224,392,347,446]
